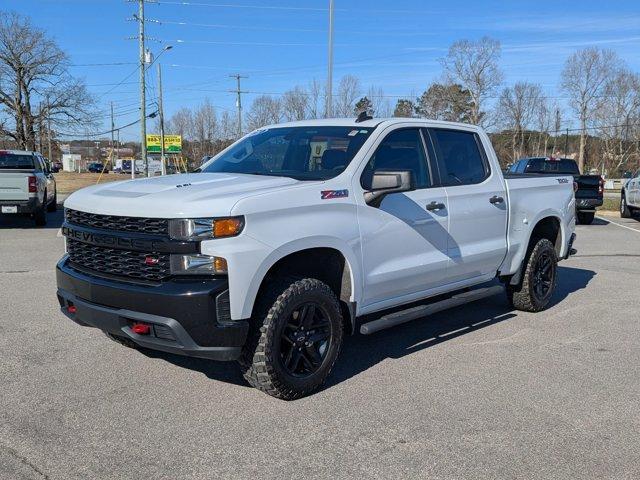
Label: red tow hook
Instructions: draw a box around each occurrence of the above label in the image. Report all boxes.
[67,305,77,314]
[131,322,151,335]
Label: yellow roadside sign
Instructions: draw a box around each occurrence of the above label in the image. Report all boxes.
[146,134,182,153]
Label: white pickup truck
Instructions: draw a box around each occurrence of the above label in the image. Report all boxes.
[56,118,576,399]
[0,150,57,226]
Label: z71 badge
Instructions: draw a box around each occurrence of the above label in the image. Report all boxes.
[321,189,349,200]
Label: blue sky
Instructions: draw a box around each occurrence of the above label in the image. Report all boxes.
[5,0,640,140]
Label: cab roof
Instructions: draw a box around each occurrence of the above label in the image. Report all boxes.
[261,117,482,131]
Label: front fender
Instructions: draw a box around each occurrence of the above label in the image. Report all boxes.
[239,235,362,321]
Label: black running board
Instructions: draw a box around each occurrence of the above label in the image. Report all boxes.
[359,285,505,335]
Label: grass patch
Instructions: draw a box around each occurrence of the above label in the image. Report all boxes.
[54,172,133,195]
[598,197,620,212]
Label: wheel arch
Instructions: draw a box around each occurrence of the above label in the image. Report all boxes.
[506,213,563,286]
[241,238,361,334]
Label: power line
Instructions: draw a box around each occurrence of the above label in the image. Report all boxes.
[173,38,330,47]
[155,1,329,11]
[69,62,137,67]
[151,19,323,33]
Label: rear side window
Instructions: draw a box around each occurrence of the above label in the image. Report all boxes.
[525,158,579,175]
[0,153,35,170]
[429,129,489,186]
[361,128,431,189]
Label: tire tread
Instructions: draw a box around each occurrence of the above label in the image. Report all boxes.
[239,278,343,400]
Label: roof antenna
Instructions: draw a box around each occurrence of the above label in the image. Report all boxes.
[355,111,373,123]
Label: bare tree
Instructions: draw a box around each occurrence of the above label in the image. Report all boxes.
[246,95,282,131]
[307,78,323,119]
[497,82,543,160]
[166,107,195,159]
[367,85,392,117]
[534,99,552,156]
[593,68,640,174]
[281,86,309,122]
[0,11,96,151]
[167,107,194,139]
[192,99,218,158]
[440,36,503,126]
[333,75,361,118]
[218,110,237,140]
[561,47,620,172]
[552,105,563,156]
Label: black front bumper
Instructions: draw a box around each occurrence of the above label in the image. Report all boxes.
[56,258,248,361]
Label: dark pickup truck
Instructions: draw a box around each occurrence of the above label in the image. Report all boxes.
[508,157,603,224]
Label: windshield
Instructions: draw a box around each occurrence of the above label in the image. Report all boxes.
[0,153,35,170]
[201,126,374,180]
[525,158,579,175]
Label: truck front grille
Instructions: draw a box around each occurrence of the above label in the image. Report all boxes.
[67,239,170,282]
[65,209,168,236]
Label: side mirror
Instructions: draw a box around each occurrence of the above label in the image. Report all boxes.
[364,170,414,207]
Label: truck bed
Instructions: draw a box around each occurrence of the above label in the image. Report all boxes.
[499,173,575,276]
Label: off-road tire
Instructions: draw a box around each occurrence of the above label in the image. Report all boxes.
[576,211,594,225]
[34,196,47,226]
[507,238,558,312]
[239,278,344,400]
[47,190,57,212]
[620,193,631,218]
[103,331,138,349]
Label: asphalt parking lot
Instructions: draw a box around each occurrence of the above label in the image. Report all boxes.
[1,208,639,480]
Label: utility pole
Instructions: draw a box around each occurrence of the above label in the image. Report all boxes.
[46,96,52,162]
[158,63,166,176]
[110,102,115,170]
[116,128,120,170]
[229,74,247,138]
[138,0,148,177]
[37,103,43,152]
[110,102,115,149]
[325,0,334,118]
[564,128,569,158]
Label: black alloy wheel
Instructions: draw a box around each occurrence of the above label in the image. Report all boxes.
[279,302,332,377]
[239,278,344,400]
[532,250,554,302]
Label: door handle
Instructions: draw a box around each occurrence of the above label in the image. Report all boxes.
[426,201,445,211]
[489,196,504,204]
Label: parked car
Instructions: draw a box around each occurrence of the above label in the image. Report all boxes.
[56,118,576,399]
[621,169,640,218]
[0,150,57,226]
[508,157,603,224]
[87,162,107,173]
[51,161,63,173]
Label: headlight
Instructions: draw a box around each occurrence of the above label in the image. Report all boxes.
[170,254,228,275]
[168,216,244,240]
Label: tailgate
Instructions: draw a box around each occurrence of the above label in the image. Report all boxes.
[0,172,31,201]
[575,175,602,199]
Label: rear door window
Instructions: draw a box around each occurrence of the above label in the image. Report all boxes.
[428,129,489,186]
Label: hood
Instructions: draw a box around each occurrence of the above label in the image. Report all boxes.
[64,172,303,217]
